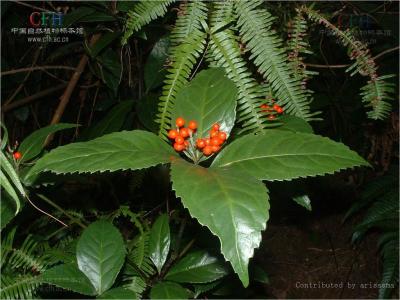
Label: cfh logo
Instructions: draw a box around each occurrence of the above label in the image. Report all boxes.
[29,12,64,27]
[337,14,374,30]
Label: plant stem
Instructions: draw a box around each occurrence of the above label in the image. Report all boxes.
[37,193,86,228]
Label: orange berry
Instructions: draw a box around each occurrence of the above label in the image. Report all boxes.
[180,128,190,138]
[204,138,211,146]
[218,132,227,141]
[196,139,206,149]
[184,140,189,147]
[211,137,222,146]
[168,129,178,139]
[212,123,220,131]
[211,145,220,153]
[260,104,268,109]
[13,151,22,160]
[188,120,197,130]
[175,135,185,144]
[268,115,276,120]
[174,143,185,152]
[276,106,284,114]
[210,129,219,138]
[176,117,185,128]
[203,146,213,156]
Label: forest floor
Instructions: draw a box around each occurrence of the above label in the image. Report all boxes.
[255,212,383,299]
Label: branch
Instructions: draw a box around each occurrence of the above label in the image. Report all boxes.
[45,33,101,145]
[2,84,67,112]
[306,45,400,69]
[1,66,76,76]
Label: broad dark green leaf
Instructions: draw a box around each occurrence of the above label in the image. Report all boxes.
[89,31,121,58]
[76,220,126,295]
[79,101,134,141]
[28,130,177,176]
[293,195,312,211]
[144,36,170,92]
[150,281,189,299]
[171,68,237,139]
[0,170,20,215]
[98,287,138,299]
[41,263,96,296]
[212,130,369,181]
[278,115,313,133]
[171,159,269,287]
[18,123,77,163]
[149,214,170,273]
[137,94,160,133]
[63,7,96,27]
[165,250,228,283]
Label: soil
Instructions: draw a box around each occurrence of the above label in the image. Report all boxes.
[255,212,384,299]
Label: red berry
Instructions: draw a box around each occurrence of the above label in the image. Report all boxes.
[218,132,227,141]
[273,104,282,112]
[196,139,206,149]
[204,138,211,146]
[210,129,219,138]
[276,106,283,114]
[260,104,268,109]
[13,151,22,160]
[211,145,220,153]
[174,143,185,152]
[180,128,190,138]
[175,135,185,144]
[176,117,185,128]
[168,129,178,139]
[268,115,276,120]
[212,123,220,131]
[188,120,197,130]
[203,146,213,156]
[211,137,222,146]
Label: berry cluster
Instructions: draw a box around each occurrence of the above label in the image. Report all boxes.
[260,101,284,120]
[195,123,227,156]
[168,117,197,152]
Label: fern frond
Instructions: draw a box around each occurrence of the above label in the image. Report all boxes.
[361,75,395,120]
[124,231,155,297]
[234,0,314,121]
[301,6,395,120]
[207,2,268,135]
[170,1,208,46]
[122,0,174,45]
[0,275,41,299]
[287,9,317,97]
[156,2,208,139]
[111,205,145,234]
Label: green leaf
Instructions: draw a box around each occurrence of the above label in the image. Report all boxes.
[98,287,138,299]
[150,281,189,299]
[1,193,17,229]
[145,36,170,92]
[278,115,313,133]
[41,263,96,296]
[212,130,369,181]
[293,195,312,211]
[79,101,134,141]
[18,123,77,163]
[0,169,20,215]
[252,265,269,284]
[76,220,126,295]
[137,94,160,133]
[89,31,121,58]
[28,130,178,176]
[1,122,8,150]
[171,159,269,287]
[63,7,96,27]
[165,250,228,283]
[171,68,237,139]
[149,214,170,273]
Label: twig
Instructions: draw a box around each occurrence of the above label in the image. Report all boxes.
[1,66,76,76]
[12,1,52,12]
[37,194,86,228]
[306,46,399,69]
[45,33,101,146]
[2,84,67,112]
[3,48,41,107]
[26,196,68,227]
